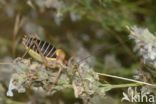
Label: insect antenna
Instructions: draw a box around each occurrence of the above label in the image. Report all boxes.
[77,37,136,66]
[77,55,93,65]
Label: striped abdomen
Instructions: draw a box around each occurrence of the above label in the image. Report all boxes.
[22,36,56,58]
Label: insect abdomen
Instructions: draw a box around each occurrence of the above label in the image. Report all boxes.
[23,37,56,58]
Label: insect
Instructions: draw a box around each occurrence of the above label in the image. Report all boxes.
[22,35,67,84]
[22,35,66,65]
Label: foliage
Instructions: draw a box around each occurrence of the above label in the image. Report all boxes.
[0,0,156,104]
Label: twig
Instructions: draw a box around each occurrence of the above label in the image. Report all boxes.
[96,72,156,87]
[110,83,142,89]
[12,14,21,56]
[0,63,12,65]
[100,83,143,90]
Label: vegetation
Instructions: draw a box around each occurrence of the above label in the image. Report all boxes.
[0,0,156,104]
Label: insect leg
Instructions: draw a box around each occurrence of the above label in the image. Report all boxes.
[53,66,63,84]
[22,35,32,58]
[32,39,49,68]
[31,38,65,84]
[72,63,87,94]
[22,46,31,58]
[34,34,40,39]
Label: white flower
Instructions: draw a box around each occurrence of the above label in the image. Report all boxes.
[7,79,16,97]
[129,26,156,68]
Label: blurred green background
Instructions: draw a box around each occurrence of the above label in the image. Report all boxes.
[0,0,156,104]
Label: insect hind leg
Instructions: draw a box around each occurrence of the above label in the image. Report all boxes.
[32,39,63,85]
[32,39,49,68]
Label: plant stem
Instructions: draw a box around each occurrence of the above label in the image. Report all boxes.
[96,72,156,87]
[111,83,142,89]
